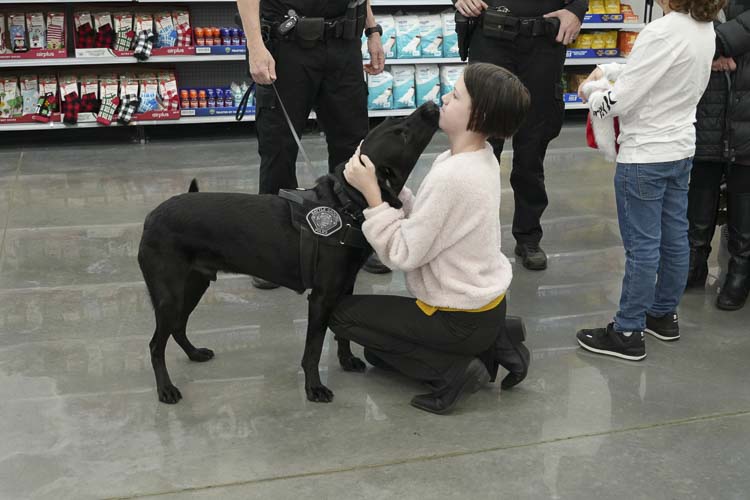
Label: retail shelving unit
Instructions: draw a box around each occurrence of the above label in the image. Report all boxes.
[0,0,646,131]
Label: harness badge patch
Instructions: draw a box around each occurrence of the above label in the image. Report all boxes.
[306,206,343,237]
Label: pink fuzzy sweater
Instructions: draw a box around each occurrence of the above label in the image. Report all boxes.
[362,143,513,309]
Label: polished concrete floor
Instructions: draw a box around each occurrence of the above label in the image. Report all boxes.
[1,125,749,500]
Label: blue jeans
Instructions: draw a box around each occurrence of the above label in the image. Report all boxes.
[613,158,693,332]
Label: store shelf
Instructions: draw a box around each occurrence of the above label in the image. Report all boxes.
[565,102,589,110]
[0,54,245,68]
[565,57,625,65]
[581,23,645,29]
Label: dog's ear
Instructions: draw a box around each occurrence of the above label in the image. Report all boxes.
[377,168,403,209]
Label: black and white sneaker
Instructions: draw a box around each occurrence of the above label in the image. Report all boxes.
[645,312,680,342]
[576,323,646,361]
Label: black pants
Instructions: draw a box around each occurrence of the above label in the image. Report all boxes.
[469,30,566,245]
[690,161,750,194]
[329,295,505,391]
[255,37,369,195]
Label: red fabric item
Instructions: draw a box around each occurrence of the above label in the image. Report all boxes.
[586,113,621,152]
[176,23,192,47]
[79,92,100,113]
[94,23,114,49]
[63,92,81,124]
[76,23,95,48]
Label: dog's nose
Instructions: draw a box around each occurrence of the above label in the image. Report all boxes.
[418,101,440,125]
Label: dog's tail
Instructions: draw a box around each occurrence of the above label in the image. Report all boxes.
[188,179,199,193]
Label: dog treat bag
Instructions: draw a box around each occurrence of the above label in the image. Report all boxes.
[392,65,416,110]
[9,13,28,53]
[442,12,458,58]
[419,15,443,58]
[26,13,46,49]
[155,12,177,47]
[377,15,397,59]
[415,64,440,106]
[20,75,40,115]
[367,70,394,110]
[395,15,420,58]
[46,13,66,49]
[439,64,464,99]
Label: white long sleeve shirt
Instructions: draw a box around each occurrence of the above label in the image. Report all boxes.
[588,12,716,163]
[361,143,512,309]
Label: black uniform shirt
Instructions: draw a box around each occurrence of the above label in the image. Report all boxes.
[260,0,352,20]
[492,0,589,21]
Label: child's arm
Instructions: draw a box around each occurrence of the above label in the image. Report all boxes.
[588,32,678,120]
[716,11,750,58]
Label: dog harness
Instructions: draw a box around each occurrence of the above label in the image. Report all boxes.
[279,176,370,290]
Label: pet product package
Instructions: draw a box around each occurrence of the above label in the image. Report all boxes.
[9,13,28,52]
[138,73,159,112]
[46,13,66,49]
[136,13,154,34]
[415,64,440,106]
[155,12,177,47]
[395,15,420,58]
[99,73,119,98]
[419,14,443,58]
[0,77,22,117]
[367,70,394,110]
[440,64,464,98]
[39,74,58,110]
[441,12,458,58]
[94,12,112,31]
[377,15,397,59]
[20,75,39,115]
[0,15,9,54]
[392,65,415,109]
[113,12,135,50]
[157,70,178,109]
[26,13,46,49]
[59,73,78,100]
[81,74,98,97]
[172,10,192,46]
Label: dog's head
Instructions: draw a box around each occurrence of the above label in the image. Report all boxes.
[358,101,440,208]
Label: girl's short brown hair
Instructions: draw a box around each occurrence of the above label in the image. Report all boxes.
[464,62,531,139]
[668,0,726,22]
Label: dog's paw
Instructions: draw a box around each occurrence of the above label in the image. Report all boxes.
[158,384,183,404]
[188,348,214,362]
[340,355,366,373]
[306,384,334,403]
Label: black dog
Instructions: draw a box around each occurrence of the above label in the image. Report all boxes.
[138,102,440,404]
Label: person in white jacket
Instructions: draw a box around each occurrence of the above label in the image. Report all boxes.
[328,63,530,415]
[575,0,725,361]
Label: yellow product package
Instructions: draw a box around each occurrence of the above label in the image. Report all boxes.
[588,0,606,14]
[605,0,621,14]
[591,32,608,49]
[574,33,594,49]
[605,31,618,48]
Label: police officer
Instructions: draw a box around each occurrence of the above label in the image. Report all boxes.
[237,0,388,288]
[456,0,588,270]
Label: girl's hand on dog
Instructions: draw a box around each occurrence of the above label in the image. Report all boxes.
[344,145,383,208]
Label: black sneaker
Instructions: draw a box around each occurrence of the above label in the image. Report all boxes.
[514,243,548,270]
[645,312,680,342]
[576,323,646,361]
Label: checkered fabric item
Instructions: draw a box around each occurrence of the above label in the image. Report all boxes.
[96,95,121,126]
[175,23,192,46]
[117,94,140,124]
[31,93,57,123]
[94,23,115,49]
[63,92,81,125]
[76,22,96,48]
[80,92,100,113]
[134,30,155,61]
[114,28,135,51]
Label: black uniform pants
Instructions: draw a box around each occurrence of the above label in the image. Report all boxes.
[469,30,566,246]
[329,295,506,391]
[691,161,750,194]
[255,37,369,195]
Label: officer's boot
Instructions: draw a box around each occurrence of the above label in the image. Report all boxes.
[686,185,720,289]
[717,193,750,310]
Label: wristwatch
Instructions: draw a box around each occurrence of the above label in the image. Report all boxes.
[365,24,383,38]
